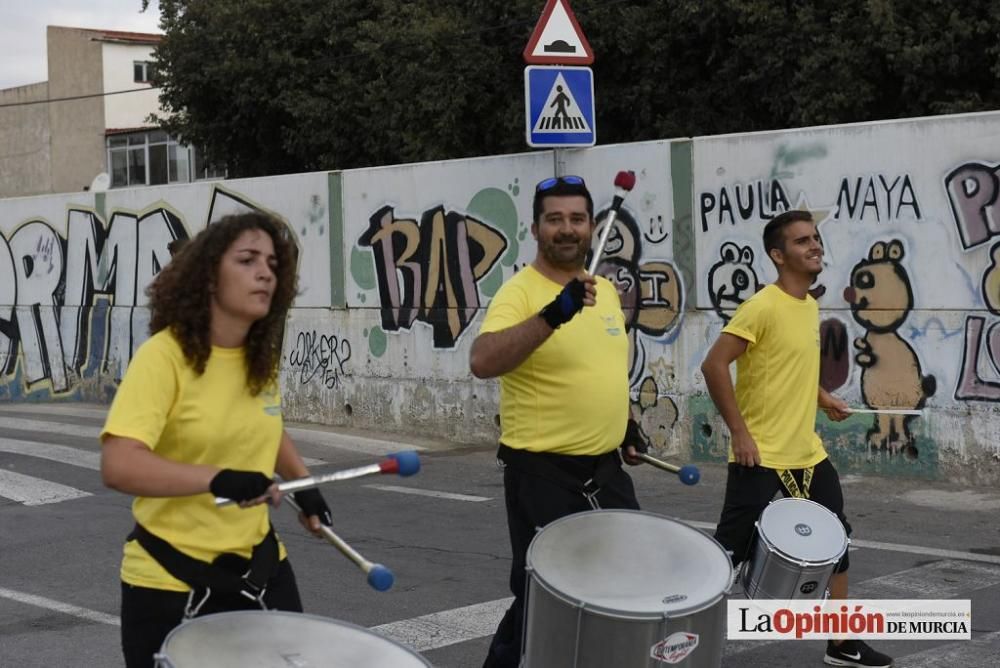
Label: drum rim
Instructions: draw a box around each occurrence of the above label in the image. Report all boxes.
[757,497,849,562]
[526,509,733,619]
[157,610,431,665]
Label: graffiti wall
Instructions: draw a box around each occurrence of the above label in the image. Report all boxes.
[4,111,1000,483]
[689,111,1000,482]
[0,173,331,400]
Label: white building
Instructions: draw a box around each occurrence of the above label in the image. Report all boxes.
[0,26,222,198]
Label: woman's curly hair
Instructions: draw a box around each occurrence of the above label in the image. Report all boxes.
[147,212,299,396]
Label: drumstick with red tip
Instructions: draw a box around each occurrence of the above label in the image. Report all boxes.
[283,493,395,592]
[587,170,637,275]
[214,451,421,507]
[637,453,700,486]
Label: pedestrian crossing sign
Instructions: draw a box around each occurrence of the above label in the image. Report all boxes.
[524,66,595,148]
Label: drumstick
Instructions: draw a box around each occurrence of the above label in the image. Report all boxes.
[847,408,923,416]
[636,453,700,485]
[215,451,421,507]
[587,170,637,275]
[284,492,395,592]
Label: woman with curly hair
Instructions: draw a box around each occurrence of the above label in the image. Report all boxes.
[100,212,332,668]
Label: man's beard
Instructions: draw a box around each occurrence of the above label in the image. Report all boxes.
[540,236,588,269]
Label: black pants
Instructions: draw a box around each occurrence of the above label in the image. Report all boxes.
[713,458,852,573]
[483,449,640,668]
[120,558,303,668]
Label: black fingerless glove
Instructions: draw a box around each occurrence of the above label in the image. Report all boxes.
[292,488,333,526]
[540,278,586,330]
[620,418,650,455]
[210,469,273,501]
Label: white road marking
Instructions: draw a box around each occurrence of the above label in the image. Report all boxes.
[364,484,491,502]
[1,417,101,439]
[901,630,1000,667]
[682,519,1000,566]
[0,470,92,506]
[855,559,1000,599]
[370,596,512,652]
[0,587,120,627]
[0,404,107,419]
[0,438,101,470]
[285,427,424,456]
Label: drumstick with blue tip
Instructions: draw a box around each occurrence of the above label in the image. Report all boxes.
[636,453,700,485]
[214,451,421,507]
[283,492,395,592]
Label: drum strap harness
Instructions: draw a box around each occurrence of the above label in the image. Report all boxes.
[778,467,814,499]
[128,523,279,618]
[497,444,622,509]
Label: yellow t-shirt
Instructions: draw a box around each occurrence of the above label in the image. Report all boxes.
[479,265,629,455]
[101,329,286,591]
[722,284,827,469]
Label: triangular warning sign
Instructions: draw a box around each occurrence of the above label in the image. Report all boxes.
[523,0,594,65]
[532,73,592,133]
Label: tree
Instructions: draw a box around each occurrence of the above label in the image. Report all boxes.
[145,0,1000,178]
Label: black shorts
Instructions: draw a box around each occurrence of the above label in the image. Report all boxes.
[713,458,852,573]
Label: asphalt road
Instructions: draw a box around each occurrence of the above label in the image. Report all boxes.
[2,402,999,667]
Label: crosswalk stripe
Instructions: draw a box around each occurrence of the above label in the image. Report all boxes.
[0,469,92,505]
[0,587,119,627]
[855,559,1000,599]
[900,630,1000,667]
[0,437,101,470]
[371,596,513,652]
[285,427,424,456]
[0,404,107,420]
[364,484,492,502]
[2,416,102,439]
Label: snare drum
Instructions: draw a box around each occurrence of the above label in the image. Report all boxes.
[740,497,848,600]
[522,510,732,668]
[154,610,431,667]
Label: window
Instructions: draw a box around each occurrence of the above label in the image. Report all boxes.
[133,61,155,83]
[106,131,226,188]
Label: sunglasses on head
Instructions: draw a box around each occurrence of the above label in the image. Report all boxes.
[535,175,586,192]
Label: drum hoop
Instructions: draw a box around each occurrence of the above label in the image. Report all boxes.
[756,498,849,564]
[157,610,431,665]
[526,509,733,619]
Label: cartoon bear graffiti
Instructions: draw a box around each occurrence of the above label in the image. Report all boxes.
[843,240,936,457]
[707,242,762,321]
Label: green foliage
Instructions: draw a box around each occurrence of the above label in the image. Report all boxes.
[148,0,1000,177]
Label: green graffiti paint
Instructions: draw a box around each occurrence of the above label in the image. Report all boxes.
[368,327,387,357]
[350,247,377,290]
[467,187,519,268]
[770,143,829,180]
[686,394,939,480]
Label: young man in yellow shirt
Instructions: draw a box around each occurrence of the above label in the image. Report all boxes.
[470,176,646,668]
[701,210,893,668]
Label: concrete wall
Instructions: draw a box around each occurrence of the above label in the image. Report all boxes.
[101,42,159,130]
[3,111,1000,485]
[0,83,52,198]
[47,27,106,195]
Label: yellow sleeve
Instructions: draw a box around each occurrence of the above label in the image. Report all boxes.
[100,333,181,450]
[722,293,769,345]
[479,281,533,334]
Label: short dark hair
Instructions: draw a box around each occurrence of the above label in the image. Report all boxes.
[763,210,814,255]
[532,179,594,224]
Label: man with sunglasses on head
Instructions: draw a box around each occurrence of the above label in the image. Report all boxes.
[471,175,647,668]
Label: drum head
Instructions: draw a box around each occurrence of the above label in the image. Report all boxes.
[758,498,848,562]
[157,611,430,667]
[526,510,732,618]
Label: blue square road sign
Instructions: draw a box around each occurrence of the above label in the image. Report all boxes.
[524,66,596,148]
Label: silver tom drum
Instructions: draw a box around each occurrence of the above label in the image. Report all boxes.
[740,497,848,600]
[154,610,431,667]
[522,509,732,668]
